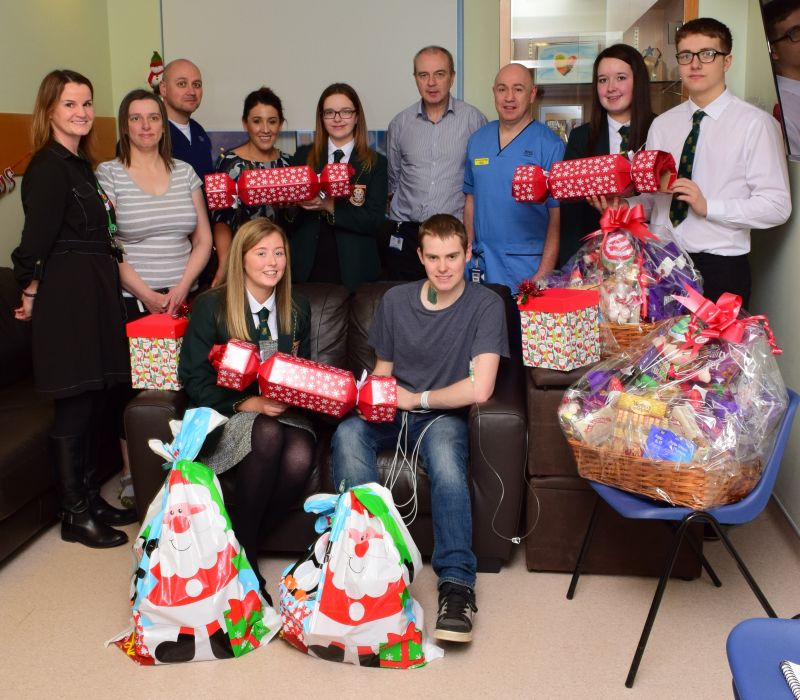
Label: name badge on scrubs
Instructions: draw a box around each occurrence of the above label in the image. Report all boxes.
[474,157,489,166]
[259,339,278,361]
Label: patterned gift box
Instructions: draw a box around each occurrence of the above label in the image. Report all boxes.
[257,352,357,417]
[548,154,633,201]
[512,164,549,203]
[519,289,601,371]
[204,172,238,210]
[319,162,355,198]
[126,313,189,390]
[238,165,319,206]
[631,150,677,193]
[357,375,398,423]
[208,340,260,391]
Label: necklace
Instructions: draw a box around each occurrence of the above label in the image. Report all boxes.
[427,282,438,305]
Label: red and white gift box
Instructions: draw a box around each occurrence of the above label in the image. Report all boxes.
[630,150,677,193]
[512,165,549,203]
[257,352,357,418]
[208,340,260,391]
[548,154,633,201]
[126,313,189,390]
[238,165,319,206]
[204,172,238,210]
[319,163,355,198]
[357,375,398,423]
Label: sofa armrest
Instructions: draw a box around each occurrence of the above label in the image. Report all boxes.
[124,389,189,522]
[468,354,527,568]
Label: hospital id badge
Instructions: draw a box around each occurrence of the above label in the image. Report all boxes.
[389,234,404,251]
[259,338,278,361]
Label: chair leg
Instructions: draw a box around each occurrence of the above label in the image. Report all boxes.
[668,521,722,587]
[625,512,698,688]
[567,496,600,600]
[706,517,778,618]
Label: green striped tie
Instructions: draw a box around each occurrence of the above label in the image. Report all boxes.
[618,125,630,154]
[669,110,706,227]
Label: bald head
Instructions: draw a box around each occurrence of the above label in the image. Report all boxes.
[159,59,203,123]
[492,63,536,129]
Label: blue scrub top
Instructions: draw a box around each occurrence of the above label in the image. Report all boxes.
[464,120,564,290]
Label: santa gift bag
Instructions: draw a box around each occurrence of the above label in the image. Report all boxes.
[127,313,189,391]
[110,408,281,664]
[517,286,601,371]
[279,484,443,668]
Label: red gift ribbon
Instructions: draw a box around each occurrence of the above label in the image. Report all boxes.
[584,204,659,244]
[673,284,782,355]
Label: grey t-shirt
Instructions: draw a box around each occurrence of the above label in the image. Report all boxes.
[368,281,509,393]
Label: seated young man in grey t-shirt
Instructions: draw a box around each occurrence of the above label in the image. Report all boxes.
[331,213,509,643]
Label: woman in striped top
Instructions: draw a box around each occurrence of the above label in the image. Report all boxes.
[96,88,212,320]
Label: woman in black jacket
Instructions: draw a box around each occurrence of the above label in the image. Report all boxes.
[560,44,654,264]
[12,69,135,548]
[288,83,387,292]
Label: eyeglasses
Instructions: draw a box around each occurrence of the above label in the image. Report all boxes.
[321,108,357,120]
[675,49,729,65]
[772,25,800,45]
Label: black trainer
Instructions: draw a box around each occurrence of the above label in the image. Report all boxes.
[434,582,477,642]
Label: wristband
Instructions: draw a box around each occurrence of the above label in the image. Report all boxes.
[22,290,37,298]
[232,397,249,413]
[420,390,431,410]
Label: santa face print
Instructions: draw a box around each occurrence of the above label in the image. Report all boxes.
[243,232,287,303]
[50,82,94,153]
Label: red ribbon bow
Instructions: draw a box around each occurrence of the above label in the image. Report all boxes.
[227,589,263,626]
[584,204,659,244]
[673,284,782,355]
[385,622,423,649]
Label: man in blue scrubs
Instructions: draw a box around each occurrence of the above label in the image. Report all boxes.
[464,63,564,290]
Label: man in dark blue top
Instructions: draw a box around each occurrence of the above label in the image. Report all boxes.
[159,58,213,180]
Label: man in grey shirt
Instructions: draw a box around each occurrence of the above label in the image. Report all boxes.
[385,46,486,279]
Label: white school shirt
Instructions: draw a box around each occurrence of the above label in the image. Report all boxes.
[644,89,791,255]
[327,139,355,164]
[607,115,629,155]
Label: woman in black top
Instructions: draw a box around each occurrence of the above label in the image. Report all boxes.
[12,69,135,548]
[560,44,654,264]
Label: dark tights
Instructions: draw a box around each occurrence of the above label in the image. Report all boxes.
[230,415,314,587]
[52,386,127,439]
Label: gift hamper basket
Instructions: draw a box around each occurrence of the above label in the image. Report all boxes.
[557,290,787,509]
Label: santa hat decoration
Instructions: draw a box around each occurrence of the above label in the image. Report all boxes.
[166,467,195,504]
[147,50,164,92]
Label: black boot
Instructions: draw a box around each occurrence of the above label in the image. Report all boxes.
[82,430,137,526]
[52,435,128,548]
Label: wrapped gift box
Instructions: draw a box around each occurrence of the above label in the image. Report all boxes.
[204,172,238,210]
[631,150,677,193]
[512,165,549,203]
[357,375,398,423]
[548,154,633,201]
[238,165,319,206]
[127,313,189,390]
[209,340,260,391]
[519,288,601,371]
[258,352,357,417]
[319,162,355,198]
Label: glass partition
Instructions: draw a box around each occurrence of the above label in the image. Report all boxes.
[759,0,800,159]
[507,0,687,142]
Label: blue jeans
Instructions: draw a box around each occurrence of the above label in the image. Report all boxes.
[331,410,476,590]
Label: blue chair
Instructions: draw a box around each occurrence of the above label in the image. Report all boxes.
[727,617,800,699]
[566,388,799,688]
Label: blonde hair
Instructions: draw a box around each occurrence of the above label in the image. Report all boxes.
[221,218,295,340]
[31,69,97,163]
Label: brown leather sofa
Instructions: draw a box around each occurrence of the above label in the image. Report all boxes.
[124,282,528,573]
[524,365,702,577]
[0,267,120,564]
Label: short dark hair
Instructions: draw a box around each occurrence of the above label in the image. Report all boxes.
[242,86,285,123]
[763,0,800,39]
[413,46,455,74]
[117,89,173,169]
[676,17,733,53]
[418,214,468,252]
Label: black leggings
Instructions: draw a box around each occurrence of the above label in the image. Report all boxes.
[230,415,314,587]
[52,386,128,440]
